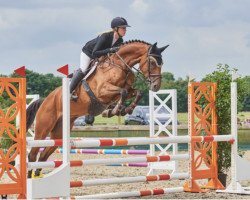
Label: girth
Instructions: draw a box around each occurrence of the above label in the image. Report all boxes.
[81,79,107,116]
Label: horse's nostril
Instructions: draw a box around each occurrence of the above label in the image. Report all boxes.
[153,84,160,91]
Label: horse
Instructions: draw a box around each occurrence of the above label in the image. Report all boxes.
[26,40,169,178]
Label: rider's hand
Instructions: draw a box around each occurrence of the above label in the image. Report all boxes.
[109,47,119,53]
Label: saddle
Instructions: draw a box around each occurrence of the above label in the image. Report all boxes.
[67,59,98,79]
[70,58,107,115]
[83,59,98,80]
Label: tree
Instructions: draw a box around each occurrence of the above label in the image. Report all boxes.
[161,72,175,82]
[11,69,62,98]
[242,76,250,111]
[131,73,149,105]
[161,74,189,112]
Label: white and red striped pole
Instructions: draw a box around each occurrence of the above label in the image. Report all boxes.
[27,154,190,169]
[73,187,184,199]
[27,135,234,148]
[70,173,189,187]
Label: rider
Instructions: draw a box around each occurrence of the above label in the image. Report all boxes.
[70,17,131,100]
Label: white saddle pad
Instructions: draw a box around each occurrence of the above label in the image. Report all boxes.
[84,62,98,80]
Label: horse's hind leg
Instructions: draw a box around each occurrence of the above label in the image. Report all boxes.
[34,146,58,176]
[33,119,62,177]
[34,117,75,176]
[28,115,58,178]
[27,147,40,178]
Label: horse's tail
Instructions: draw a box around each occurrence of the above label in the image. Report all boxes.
[26,99,44,131]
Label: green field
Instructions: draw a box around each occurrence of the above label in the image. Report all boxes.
[94,115,125,125]
[94,112,250,125]
[238,112,250,122]
[93,113,188,125]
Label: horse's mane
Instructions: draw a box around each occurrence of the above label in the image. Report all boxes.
[100,39,151,62]
[120,39,151,47]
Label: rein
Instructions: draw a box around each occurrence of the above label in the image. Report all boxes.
[114,52,145,82]
[114,45,162,85]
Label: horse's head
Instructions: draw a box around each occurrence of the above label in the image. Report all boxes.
[108,40,169,92]
[139,42,169,91]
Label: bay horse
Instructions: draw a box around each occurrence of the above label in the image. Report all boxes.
[26,40,169,178]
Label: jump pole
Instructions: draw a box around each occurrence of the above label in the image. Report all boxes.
[27,154,190,169]
[55,148,149,155]
[27,135,234,148]
[73,187,184,199]
[27,76,70,199]
[70,173,189,187]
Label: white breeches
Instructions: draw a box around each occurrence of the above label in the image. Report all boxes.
[80,52,91,72]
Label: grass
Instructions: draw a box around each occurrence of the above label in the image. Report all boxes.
[177,112,250,125]
[94,113,188,125]
[94,112,250,125]
[177,113,188,124]
[238,112,250,122]
[94,115,125,125]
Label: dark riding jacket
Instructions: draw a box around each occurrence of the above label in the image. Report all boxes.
[82,31,123,59]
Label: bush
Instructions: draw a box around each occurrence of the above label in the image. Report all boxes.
[203,64,246,173]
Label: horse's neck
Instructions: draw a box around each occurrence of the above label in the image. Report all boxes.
[118,44,148,67]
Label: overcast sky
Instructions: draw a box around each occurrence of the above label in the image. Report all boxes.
[0,0,250,80]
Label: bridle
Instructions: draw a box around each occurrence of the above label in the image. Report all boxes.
[114,45,162,85]
[146,45,163,84]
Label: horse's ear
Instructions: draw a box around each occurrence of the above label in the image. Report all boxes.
[153,42,157,47]
[151,42,157,52]
[159,45,169,53]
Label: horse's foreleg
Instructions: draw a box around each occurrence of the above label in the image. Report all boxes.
[121,90,144,116]
[109,88,128,117]
[101,85,128,118]
[34,146,58,177]
[102,88,128,117]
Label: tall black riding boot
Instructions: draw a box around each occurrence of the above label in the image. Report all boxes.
[70,68,85,101]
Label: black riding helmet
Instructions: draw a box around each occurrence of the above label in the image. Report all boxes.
[111,17,131,28]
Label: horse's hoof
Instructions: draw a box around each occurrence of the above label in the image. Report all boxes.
[32,171,44,179]
[125,108,133,115]
[120,109,127,116]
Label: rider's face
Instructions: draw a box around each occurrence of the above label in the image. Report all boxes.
[118,27,127,37]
